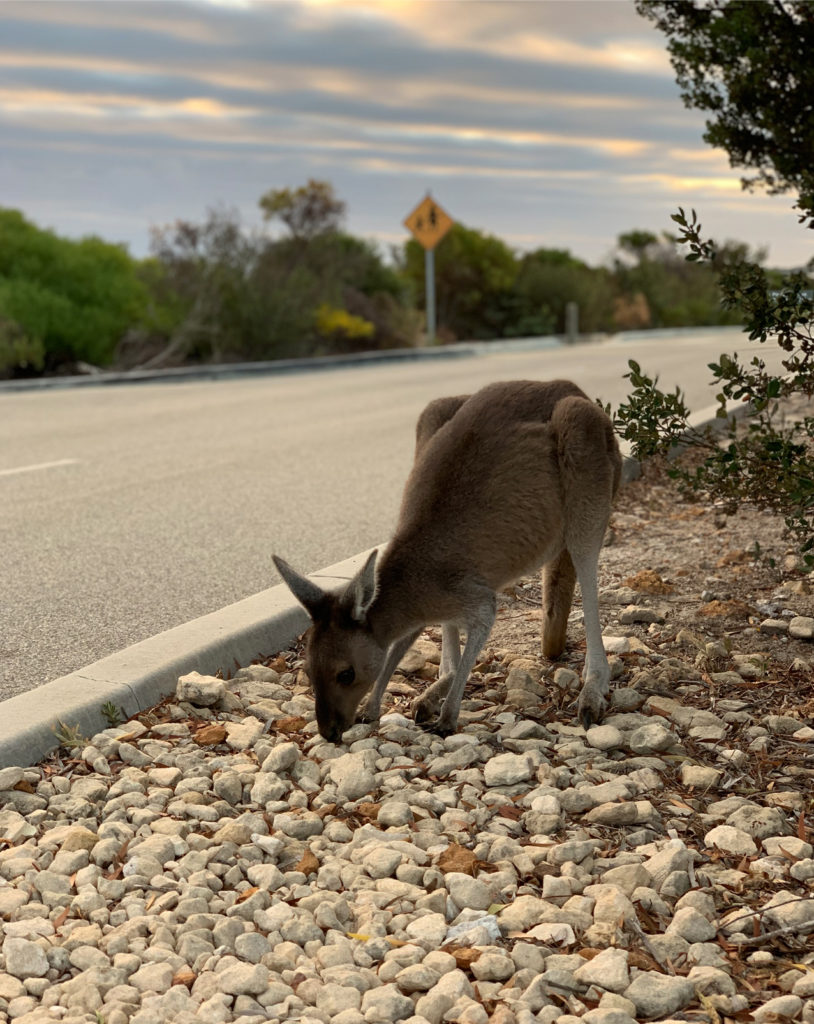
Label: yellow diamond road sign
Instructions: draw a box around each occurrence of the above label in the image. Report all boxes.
[404,195,454,250]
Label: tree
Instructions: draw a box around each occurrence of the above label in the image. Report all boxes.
[612,229,746,329]
[144,206,256,366]
[403,224,518,340]
[0,208,147,374]
[514,248,615,335]
[258,179,345,241]
[616,2,814,565]
[144,188,419,364]
[636,1,814,226]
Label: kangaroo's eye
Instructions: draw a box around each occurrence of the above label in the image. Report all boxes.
[337,667,355,686]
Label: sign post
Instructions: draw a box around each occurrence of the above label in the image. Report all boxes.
[403,194,453,343]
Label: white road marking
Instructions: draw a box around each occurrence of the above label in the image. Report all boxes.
[0,458,81,478]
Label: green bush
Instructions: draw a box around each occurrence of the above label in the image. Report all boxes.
[616,2,814,566]
[0,208,147,372]
[0,316,44,375]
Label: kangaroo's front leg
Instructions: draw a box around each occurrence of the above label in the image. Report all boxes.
[357,628,422,724]
[415,594,495,736]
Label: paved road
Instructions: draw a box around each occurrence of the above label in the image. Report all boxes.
[1,330,785,699]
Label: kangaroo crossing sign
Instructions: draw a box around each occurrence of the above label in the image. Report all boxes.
[404,194,454,250]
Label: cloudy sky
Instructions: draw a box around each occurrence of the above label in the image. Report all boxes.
[0,0,808,267]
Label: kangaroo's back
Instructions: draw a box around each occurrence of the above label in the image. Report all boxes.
[274,377,623,740]
[389,380,606,588]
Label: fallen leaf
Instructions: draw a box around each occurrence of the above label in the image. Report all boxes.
[444,946,482,969]
[716,548,751,567]
[275,716,308,735]
[697,599,753,618]
[235,886,259,904]
[53,906,70,931]
[295,849,319,875]
[356,802,380,821]
[194,724,227,746]
[172,969,196,989]
[437,843,478,876]
[622,569,675,594]
[628,951,663,972]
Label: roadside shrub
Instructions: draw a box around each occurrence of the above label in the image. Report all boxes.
[613,209,814,567]
[0,316,44,377]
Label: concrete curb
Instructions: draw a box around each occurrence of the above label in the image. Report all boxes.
[0,392,752,769]
[0,549,374,769]
[0,334,576,394]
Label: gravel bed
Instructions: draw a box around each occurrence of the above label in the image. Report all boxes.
[3,402,814,1024]
[1,626,813,1024]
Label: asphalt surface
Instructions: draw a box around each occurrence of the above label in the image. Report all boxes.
[1,330,786,701]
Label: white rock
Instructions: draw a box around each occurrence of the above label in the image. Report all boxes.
[789,616,814,640]
[753,995,804,1020]
[394,963,441,993]
[129,962,174,994]
[573,947,630,992]
[224,716,264,750]
[680,764,721,789]
[628,722,674,754]
[585,725,624,750]
[316,982,363,1014]
[687,965,736,996]
[378,800,415,827]
[624,973,694,1017]
[666,906,716,943]
[763,891,814,932]
[470,952,514,982]
[704,824,758,857]
[262,741,300,773]
[446,872,493,911]
[483,752,533,786]
[329,751,377,800]
[3,938,48,979]
[727,804,789,838]
[405,913,448,947]
[361,983,416,1022]
[176,671,225,706]
[364,847,402,879]
[218,962,270,995]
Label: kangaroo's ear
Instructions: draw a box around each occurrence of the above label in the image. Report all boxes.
[273,555,329,621]
[340,549,378,623]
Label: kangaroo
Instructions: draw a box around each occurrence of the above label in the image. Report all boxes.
[274,379,622,743]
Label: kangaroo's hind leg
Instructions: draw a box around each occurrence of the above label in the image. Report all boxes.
[553,396,620,728]
[569,534,611,728]
[541,549,576,660]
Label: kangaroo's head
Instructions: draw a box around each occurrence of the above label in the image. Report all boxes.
[273,551,385,743]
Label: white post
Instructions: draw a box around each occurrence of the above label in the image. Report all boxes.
[425,247,436,344]
[565,301,579,343]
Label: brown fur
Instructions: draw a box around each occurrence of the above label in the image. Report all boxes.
[274,379,622,742]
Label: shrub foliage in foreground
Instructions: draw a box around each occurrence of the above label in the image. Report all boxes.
[616,1,814,564]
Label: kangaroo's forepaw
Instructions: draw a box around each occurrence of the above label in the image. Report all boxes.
[355,702,380,725]
[576,688,608,729]
[412,695,437,726]
[417,714,457,737]
[428,720,456,737]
